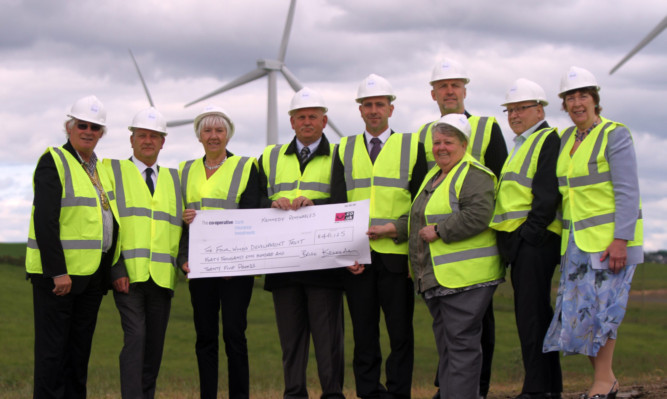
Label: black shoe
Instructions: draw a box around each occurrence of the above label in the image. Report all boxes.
[588,380,618,399]
[432,390,440,399]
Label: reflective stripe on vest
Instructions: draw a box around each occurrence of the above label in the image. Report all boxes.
[415,153,503,288]
[180,157,253,210]
[490,128,561,234]
[262,143,334,201]
[556,118,643,253]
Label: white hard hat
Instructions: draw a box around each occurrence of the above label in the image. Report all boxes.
[558,66,600,97]
[289,87,328,115]
[128,107,168,135]
[355,73,396,103]
[67,95,106,126]
[434,113,471,140]
[502,78,549,106]
[194,104,235,139]
[430,58,470,85]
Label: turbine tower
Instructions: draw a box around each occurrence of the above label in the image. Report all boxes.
[184,0,343,144]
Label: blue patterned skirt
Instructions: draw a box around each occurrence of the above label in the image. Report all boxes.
[542,233,636,357]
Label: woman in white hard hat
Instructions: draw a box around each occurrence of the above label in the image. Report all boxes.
[178,105,260,399]
[369,114,504,399]
[26,95,121,398]
[542,67,643,399]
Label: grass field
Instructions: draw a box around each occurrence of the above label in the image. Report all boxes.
[1,243,665,398]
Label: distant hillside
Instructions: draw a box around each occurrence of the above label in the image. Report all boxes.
[0,243,25,266]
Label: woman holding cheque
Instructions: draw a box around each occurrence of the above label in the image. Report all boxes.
[369,114,504,399]
[178,105,260,399]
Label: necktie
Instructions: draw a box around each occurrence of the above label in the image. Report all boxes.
[145,168,155,196]
[369,137,382,164]
[300,146,311,164]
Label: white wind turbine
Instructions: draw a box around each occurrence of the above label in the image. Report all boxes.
[184,0,343,144]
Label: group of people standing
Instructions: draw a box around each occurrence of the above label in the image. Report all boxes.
[26,58,642,399]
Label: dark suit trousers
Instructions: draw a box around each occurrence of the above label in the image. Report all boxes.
[32,266,107,399]
[343,254,414,399]
[272,284,345,399]
[509,232,562,394]
[113,278,172,399]
[189,276,254,399]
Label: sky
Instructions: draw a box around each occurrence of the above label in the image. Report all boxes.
[1,0,666,250]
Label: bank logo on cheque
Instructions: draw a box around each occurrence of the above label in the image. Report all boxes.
[335,211,354,222]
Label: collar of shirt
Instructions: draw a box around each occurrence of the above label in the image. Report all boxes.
[512,119,545,147]
[131,156,157,184]
[509,119,545,161]
[74,150,99,175]
[364,128,391,151]
[295,136,323,156]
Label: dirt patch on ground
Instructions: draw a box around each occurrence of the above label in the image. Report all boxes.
[482,381,667,398]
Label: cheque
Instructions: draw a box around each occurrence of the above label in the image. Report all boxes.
[188,199,372,278]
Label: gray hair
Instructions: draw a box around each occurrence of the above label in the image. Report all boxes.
[195,115,231,140]
[432,123,467,144]
[64,117,107,138]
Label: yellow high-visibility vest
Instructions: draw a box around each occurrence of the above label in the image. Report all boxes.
[104,159,183,290]
[179,156,256,210]
[261,143,335,201]
[414,153,503,288]
[26,146,121,275]
[339,133,419,254]
[490,127,561,234]
[556,118,643,254]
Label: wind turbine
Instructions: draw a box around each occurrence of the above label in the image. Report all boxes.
[184,0,343,144]
[129,49,194,127]
[610,15,667,74]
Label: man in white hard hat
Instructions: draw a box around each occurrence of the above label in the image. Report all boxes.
[490,79,563,399]
[416,58,508,399]
[338,74,427,399]
[104,107,183,399]
[26,95,121,398]
[258,87,347,399]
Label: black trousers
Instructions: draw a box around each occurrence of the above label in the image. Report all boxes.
[189,276,254,399]
[343,255,414,399]
[113,278,172,399]
[32,266,107,399]
[507,231,563,394]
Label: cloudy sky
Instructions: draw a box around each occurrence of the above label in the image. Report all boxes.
[1,0,666,250]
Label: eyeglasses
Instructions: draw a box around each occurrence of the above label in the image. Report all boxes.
[503,104,539,115]
[77,122,103,132]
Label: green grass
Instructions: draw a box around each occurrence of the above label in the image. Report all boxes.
[1,242,665,398]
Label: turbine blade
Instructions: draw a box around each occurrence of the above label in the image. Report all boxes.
[277,0,297,62]
[166,119,194,128]
[610,15,667,74]
[325,118,344,138]
[185,67,268,107]
[280,66,305,92]
[129,49,155,107]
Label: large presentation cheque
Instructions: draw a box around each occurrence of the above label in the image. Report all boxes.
[188,200,371,278]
